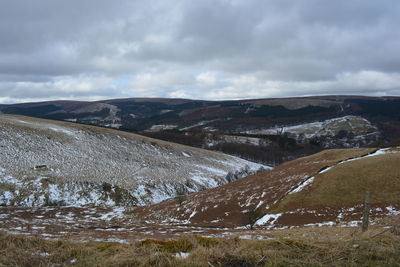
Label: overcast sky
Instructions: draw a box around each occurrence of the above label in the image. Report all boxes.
[0,0,399,103]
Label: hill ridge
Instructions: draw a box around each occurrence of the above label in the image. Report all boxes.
[132,147,400,228]
[0,114,267,206]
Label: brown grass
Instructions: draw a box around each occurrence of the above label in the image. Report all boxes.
[305,148,375,164]
[1,224,400,266]
[133,147,376,227]
[274,152,400,212]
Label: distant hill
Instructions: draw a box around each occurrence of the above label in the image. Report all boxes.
[132,147,400,228]
[0,114,265,207]
[1,95,400,165]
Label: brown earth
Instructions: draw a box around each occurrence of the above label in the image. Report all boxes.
[131,148,384,227]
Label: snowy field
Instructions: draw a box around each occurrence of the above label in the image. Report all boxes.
[0,115,268,206]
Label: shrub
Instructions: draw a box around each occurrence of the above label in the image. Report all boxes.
[141,238,193,253]
[194,236,219,247]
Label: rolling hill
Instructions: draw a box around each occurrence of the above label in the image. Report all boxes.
[1,95,399,165]
[0,114,266,207]
[132,147,400,228]
[2,96,399,134]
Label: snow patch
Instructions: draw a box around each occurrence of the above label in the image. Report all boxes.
[99,207,125,221]
[182,152,191,157]
[49,127,76,136]
[288,177,315,194]
[104,123,122,129]
[304,221,336,227]
[175,252,190,259]
[245,116,377,138]
[146,124,177,132]
[317,148,398,176]
[0,115,270,207]
[386,206,400,215]
[0,175,23,186]
[180,120,217,130]
[255,213,282,226]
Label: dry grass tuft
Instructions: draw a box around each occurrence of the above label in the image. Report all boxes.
[1,228,400,266]
[141,238,194,253]
[194,235,219,247]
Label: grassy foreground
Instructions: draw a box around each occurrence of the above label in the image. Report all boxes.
[1,225,400,267]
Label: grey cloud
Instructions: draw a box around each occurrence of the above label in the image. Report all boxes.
[0,0,399,103]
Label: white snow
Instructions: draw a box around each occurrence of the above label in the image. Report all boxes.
[104,123,122,129]
[188,210,197,220]
[363,148,392,158]
[316,148,398,176]
[189,173,219,188]
[255,200,265,209]
[341,221,360,227]
[255,213,282,226]
[288,177,315,194]
[0,174,125,206]
[1,114,268,207]
[175,252,190,259]
[49,127,76,136]
[38,252,51,257]
[319,166,334,174]
[386,206,400,215]
[182,152,191,157]
[244,116,378,139]
[338,148,391,165]
[194,164,227,176]
[180,120,217,130]
[304,221,336,227]
[146,124,177,132]
[99,207,125,221]
[217,135,262,146]
[0,175,23,186]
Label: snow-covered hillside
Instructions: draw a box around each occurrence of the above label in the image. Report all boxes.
[0,115,267,206]
[134,147,400,228]
[244,115,380,147]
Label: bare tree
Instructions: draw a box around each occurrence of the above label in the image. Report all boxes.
[174,185,187,207]
[244,207,264,230]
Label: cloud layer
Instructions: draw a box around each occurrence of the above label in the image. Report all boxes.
[1,0,399,103]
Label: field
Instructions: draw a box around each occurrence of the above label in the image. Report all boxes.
[1,218,400,266]
[1,113,400,266]
[131,147,400,229]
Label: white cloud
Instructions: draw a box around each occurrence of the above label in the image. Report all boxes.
[196,72,217,87]
[204,70,400,100]
[169,90,189,98]
[335,71,400,91]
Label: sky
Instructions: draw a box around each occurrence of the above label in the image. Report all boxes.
[0,0,400,104]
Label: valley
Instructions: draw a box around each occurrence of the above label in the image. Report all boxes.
[132,147,400,228]
[2,1,400,264]
[1,97,399,266]
[2,96,399,166]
